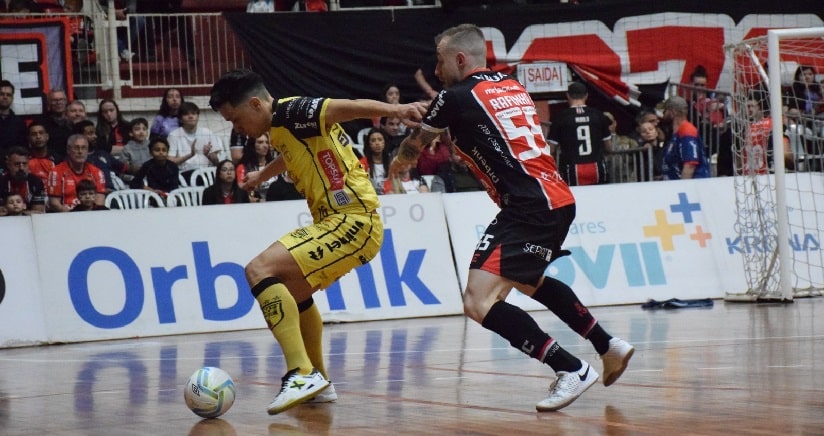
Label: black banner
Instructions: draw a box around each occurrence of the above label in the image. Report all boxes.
[224,1,821,105]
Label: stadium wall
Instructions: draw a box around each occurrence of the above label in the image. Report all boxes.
[2,176,821,348]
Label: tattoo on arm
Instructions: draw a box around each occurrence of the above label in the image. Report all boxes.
[397,129,439,164]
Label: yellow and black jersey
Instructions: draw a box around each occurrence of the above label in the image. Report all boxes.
[269,97,379,221]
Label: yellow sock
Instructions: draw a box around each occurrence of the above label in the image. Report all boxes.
[255,281,313,374]
[299,302,328,380]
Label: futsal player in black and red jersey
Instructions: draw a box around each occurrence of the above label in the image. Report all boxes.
[547,81,613,186]
[390,24,634,412]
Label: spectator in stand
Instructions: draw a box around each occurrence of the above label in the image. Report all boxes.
[689,65,726,129]
[605,112,638,151]
[202,159,250,205]
[71,179,109,212]
[76,120,128,193]
[26,121,56,187]
[372,84,406,132]
[6,0,39,13]
[0,193,28,217]
[66,100,87,126]
[47,134,106,212]
[383,163,429,195]
[95,98,130,158]
[276,0,327,11]
[167,101,225,183]
[122,117,152,175]
[637,120,665,181]
[0,80,28,161]
[604,112,639,183]
[429,148,484,193]
[661,96,710,180]
[416,130,452,176]
[414,37,441,101]
[784,104,815,171]
[790,65,823,117]
[247,0,274,12]
[547,81,613,186]
[0,146,47,214]
[359,128,392,194]
[129,136,180,197]
[740,93,793,175]
[380,115,407,155]
[628,108,664,145]
[150,88,184,138]
[236,133,276,201]
[229,128,254,164]
[37,88,72,163]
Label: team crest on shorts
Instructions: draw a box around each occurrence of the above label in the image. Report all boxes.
[261,297,284,329]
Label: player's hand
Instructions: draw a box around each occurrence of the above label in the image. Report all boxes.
[239,170,261,191]
[398,102,429,128]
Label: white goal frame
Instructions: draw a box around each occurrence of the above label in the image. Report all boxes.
[726,27,824,302]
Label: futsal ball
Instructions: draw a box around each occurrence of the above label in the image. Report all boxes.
[183,367,236,419]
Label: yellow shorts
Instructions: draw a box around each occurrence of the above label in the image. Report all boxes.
[279,212,383,290]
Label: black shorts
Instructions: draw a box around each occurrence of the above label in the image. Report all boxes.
[470,203,575,287]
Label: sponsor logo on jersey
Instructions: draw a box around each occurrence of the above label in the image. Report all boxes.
[523,243,552,261]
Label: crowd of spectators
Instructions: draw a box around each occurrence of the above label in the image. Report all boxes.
[0,73,488,216]
[2,0,823,218]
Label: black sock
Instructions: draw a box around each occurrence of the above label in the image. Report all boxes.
[586,323,612,355]
[531,277,611,353]
[481,301,580,372]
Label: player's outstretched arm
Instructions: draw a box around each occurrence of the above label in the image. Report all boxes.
[323,99,428,129]
[240,154,286,191]
[388,128,439,180]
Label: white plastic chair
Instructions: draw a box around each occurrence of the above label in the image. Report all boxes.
[111,173,127,190]
[104,189,166,209]
[353,126,371,156]
[178,173,190,188]
[166,186,205,207]
[190,167,216,187]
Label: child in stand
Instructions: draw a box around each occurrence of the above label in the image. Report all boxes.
[1,193,28,216]
[130,137,180,198]
[72,179,109,211]
[121,118,152,177]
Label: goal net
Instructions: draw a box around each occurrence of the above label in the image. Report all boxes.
[725,28,824,301]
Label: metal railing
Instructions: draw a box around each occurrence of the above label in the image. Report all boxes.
[122,13,249,89]
[607,146,654,183]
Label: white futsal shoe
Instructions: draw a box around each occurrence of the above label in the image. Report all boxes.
[267,368,330,415]
[600,337,634,386]
[535,360,599,412]
[306,382,338,403]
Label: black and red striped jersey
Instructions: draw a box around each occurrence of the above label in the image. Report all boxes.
[547,105,612,165]
[421,70,574,211]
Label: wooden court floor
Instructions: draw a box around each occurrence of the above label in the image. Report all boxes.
[1,298,822,435]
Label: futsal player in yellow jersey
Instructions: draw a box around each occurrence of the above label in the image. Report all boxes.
[209,70,427,415]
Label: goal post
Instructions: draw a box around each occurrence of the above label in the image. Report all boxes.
[725,27,824,302]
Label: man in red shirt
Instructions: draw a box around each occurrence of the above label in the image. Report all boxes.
[27,121,56,187]
[742,96,771,175]
[47,134,106,212]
